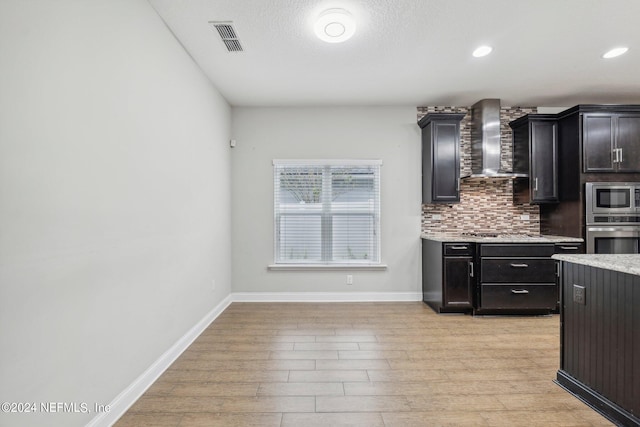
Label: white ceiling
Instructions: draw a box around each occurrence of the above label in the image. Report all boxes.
[148,0,640,107]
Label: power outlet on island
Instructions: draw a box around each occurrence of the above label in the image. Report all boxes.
[573,284,586,305]
[211,279,216,292]
[346,275,353,285]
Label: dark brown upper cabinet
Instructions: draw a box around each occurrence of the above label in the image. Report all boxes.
[418,113,465,203]
[510,114,559,204]
[553,105,640,203]
[583,113,640,173]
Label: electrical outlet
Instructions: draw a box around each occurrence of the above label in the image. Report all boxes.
[432,214,442,220]
[211,279,216,292]
[573,284,585,305]
[520,214,530,220]
[346,275,353,285]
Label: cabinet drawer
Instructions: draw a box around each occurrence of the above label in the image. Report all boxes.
[444,243,474,256]
[480,244,554,257]
[481,258,556,282]
[480,283,557,310]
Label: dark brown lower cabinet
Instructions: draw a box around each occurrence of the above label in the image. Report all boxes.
[556,261,640,427]
[475,243,558,314]
[422,239,474,313]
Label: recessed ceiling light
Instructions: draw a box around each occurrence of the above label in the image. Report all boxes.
[472,45,493,58]
[602,47,629,59]
[314,8,356,43]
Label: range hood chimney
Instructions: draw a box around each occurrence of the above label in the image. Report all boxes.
[463,99,527,179]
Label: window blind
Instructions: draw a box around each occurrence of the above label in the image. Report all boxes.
[273,160,381,265]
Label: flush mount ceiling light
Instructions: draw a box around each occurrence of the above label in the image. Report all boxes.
[472,45,493,58]
[314,8,356,43]
[602,47,629,59]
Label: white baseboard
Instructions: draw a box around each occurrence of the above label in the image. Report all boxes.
[87,294,233,427]
[232,291,422,302]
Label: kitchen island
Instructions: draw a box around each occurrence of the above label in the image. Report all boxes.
[553,254,640,427]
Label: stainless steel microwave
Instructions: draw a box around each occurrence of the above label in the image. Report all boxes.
[586,182,640,218]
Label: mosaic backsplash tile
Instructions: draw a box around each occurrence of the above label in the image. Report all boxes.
[421,180,540,234]
[417,105,540,235]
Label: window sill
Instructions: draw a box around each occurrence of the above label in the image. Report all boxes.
[268,264,388,271]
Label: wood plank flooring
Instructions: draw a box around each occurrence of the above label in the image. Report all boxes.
[115,302,614,427]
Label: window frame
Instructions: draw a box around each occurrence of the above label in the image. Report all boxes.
[270,159,385,270]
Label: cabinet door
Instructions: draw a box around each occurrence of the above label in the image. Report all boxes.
[443,256,473,308]
[583,114,615,172]
[432,122,460,202]
[615,115,640,172]
[530,121,558,202]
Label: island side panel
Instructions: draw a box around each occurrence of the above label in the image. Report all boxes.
[633,271,640,418]
[560,261,640,421]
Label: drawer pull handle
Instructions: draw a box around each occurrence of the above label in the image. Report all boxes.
[559,246,578,250]
[511,289,530,295]
[451,246,468,250]
[510,263,529,268]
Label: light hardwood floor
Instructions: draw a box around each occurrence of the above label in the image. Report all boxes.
[115,302,614,427]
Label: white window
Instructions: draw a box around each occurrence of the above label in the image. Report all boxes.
[273,159,381,266]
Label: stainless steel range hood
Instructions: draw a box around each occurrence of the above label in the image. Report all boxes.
[462,99,527,179]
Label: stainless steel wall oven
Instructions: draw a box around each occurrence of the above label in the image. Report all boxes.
[585,182,640,254]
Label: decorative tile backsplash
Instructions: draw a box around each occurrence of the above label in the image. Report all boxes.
[421,180,540,234]
[417,105,540,235]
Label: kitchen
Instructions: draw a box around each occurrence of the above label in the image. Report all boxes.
[419,100,640,426]
[420,100,640,314]
[1,1,639,427]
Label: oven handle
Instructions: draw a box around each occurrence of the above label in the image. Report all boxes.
[586,227,640,232]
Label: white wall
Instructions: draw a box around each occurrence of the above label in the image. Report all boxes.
[0,1,231,426]
[231,107,421,295]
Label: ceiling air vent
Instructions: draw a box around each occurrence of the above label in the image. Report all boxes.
[210,21,243,52]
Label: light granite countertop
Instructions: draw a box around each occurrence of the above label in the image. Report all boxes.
[421,232,584,244]
[552,254,640,277]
